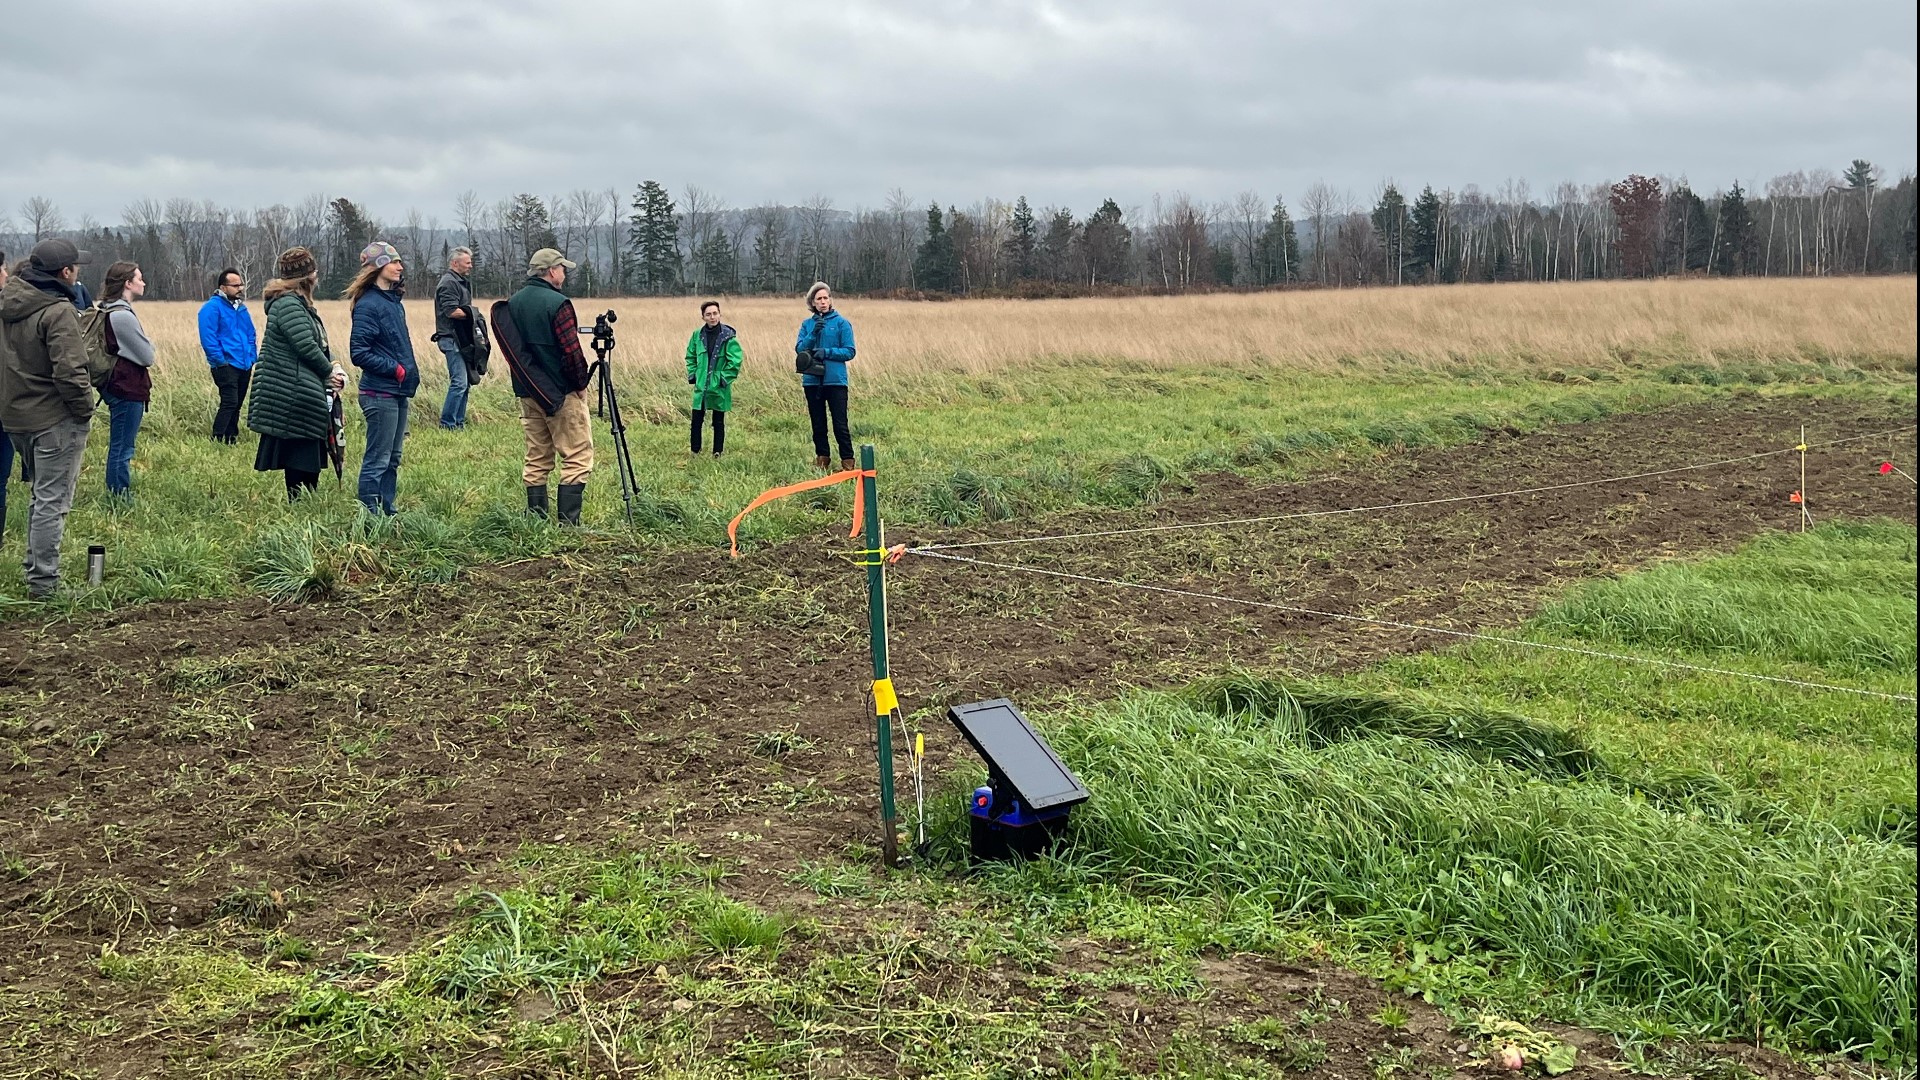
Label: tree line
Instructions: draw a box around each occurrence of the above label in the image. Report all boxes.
[5,160,1912,302]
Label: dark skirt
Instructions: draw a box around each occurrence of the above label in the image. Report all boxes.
[254,434,328,475]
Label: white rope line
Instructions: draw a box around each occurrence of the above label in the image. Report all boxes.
[915,425,1919,552]
[906,549,1918,704]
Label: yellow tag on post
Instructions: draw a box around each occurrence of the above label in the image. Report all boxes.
[873,678,899,716]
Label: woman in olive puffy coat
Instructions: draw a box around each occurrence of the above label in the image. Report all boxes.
[248,247,346,500]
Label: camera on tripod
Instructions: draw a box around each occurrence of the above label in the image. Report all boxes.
[582,309,617,360]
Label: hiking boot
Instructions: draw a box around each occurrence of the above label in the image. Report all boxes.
[557,483,585,526]
[840,457,856,471]
[526,485,549,518]
[814,455,830,470]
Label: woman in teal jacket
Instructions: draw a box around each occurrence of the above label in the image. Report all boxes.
[794,281,855,469]
[685,299,743,457]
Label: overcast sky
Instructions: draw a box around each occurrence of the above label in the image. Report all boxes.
[2,0,1913,225]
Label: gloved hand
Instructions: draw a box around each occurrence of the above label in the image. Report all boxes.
[395,365,406,381]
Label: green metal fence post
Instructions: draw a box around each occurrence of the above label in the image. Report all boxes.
[860,443,900,868]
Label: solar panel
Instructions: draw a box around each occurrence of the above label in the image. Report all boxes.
[947,699,1091,812]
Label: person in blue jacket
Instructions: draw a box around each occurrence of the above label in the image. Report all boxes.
[198,267,258,444]
[345,242,418,514]
[795,281,856,469]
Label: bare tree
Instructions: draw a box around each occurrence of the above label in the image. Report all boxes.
[20,196,64,240]
[1301,182,1335,284]
[680,184,720,292]
[567,189,606,293]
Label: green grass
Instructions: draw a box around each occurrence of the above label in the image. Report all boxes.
[965,524,1916,1062]
[3,356,1910,613]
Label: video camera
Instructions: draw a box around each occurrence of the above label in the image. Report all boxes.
[580,308,617,361]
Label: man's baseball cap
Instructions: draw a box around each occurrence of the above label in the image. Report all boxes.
[29,238,91,271]
[528,248,577,273]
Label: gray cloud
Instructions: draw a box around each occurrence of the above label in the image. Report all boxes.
[1,0,1912,224]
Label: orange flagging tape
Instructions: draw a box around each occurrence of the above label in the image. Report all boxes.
[728,469,875,558]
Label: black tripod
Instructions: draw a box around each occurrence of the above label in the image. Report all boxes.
[582,312,638,527]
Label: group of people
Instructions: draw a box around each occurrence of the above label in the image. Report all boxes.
[0,235,863,599]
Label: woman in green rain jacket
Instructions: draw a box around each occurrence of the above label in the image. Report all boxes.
[684,299,744,457]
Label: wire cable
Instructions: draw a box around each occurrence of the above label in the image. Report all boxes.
[915,425,1918,553]
[906,548,1918,704]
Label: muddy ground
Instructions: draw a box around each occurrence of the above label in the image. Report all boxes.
[0,395,1913,1078]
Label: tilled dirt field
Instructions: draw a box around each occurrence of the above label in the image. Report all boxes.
[1,395,1913,1078]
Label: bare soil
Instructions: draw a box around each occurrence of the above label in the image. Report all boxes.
[1,395,1912,1078]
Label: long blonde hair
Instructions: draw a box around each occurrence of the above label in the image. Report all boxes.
[342,263,383,304]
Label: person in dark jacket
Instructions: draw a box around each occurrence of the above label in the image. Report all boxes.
[434,247,476,430]
[97,262,158,500]
[199,268,258,444]
[685,300,743,457]
[0,239,94,598]
[250,248,347,500]
[345,241,417,515]
[0,252,10,537]
[794,281,856,469]
[504,248,593,524]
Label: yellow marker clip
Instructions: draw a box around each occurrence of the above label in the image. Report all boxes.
[915,732,924,757]
[1796,444,1808,452]
[873,678,899,716]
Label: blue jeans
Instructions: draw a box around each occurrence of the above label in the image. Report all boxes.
[438,338,469,429]
[357,393,410,514]
[104,393,147,496]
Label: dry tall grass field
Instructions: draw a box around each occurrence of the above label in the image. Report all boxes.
[124,277,1916,396]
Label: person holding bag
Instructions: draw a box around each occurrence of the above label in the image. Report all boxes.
[250,248,347,501]
[685,300,742,457]
[96,261,156,500]
[794,281,855,470]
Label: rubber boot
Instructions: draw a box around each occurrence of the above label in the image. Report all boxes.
[526,485,549,519]
[814,455,830,470]
[557,483,585,526]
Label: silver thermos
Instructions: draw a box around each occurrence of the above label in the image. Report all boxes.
[87,545,105,586]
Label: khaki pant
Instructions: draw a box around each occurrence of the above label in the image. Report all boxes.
[520,392,594,486]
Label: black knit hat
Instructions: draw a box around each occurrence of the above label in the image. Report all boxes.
[276,246,318,279]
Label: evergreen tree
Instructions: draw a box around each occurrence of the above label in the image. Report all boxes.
[748,217,784,294]
[626,180,682,294]
[1408,186,1443,282]
[1039,208,1076,283]
[322,196,375,296]
[912,203,961,292]
[1252,196,1299,284]
[1713,181,1756,276]
[696,232,738,293]
[1080,199,1132,286]
[1002,196,1038,281]
[1369,183,1409,283]
[504,193,559,274]
[1210,243,1237,286]
[1660,184,1711,273]
[1843,159,1878,193]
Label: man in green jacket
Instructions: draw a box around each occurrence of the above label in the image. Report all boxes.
[0,239,95,599]
[504,249,594,525]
